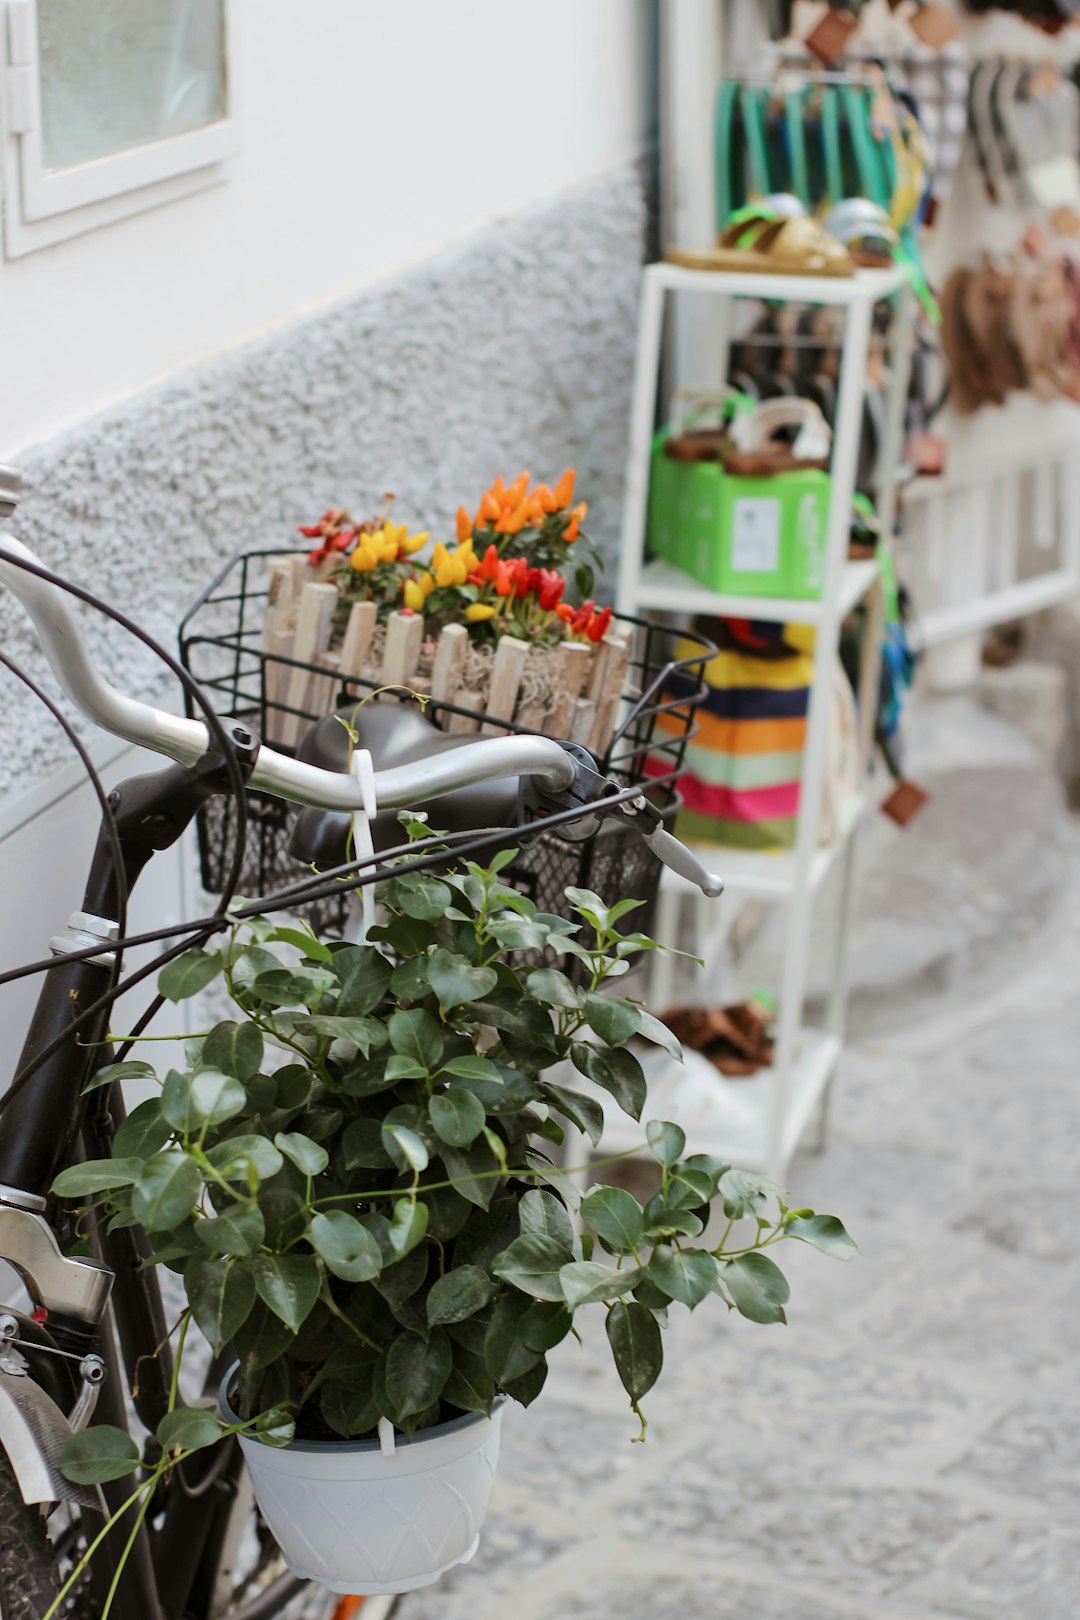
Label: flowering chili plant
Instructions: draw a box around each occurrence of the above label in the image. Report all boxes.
[297,504,433,619]
[457,468,600,599]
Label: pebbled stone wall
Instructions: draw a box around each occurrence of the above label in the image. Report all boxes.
[0,162,644,799]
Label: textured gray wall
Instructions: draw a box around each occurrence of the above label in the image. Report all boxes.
[1,163,644,798]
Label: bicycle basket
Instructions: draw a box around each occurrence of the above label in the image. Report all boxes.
[179,550,714,937]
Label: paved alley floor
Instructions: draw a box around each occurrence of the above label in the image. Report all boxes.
[396,833,1080,1620]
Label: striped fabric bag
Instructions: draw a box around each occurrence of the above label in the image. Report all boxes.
[656,619,814,851]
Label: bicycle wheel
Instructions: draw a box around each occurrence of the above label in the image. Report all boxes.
[0,1449,96,1619]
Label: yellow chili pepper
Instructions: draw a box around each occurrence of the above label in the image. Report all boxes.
[402,529,430,554]
[466,603,497,622]
[403,579,425,612]
[432,541,450,572]
[350,538,378,572]
[419,570,436,598]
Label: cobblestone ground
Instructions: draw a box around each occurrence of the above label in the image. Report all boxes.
[396,837,1080,1620]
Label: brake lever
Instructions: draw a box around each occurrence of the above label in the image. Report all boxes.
[522,745,725,900]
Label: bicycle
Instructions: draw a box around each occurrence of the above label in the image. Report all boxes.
[0,466,722,1620]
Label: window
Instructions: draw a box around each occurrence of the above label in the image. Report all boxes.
[3,0,238,256]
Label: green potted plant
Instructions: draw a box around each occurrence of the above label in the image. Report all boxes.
[54,829,854,1601]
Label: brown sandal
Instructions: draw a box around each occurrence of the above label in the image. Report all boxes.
[660,1001,775,1079]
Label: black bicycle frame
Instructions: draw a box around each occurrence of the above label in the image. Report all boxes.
[0,744,287,1620]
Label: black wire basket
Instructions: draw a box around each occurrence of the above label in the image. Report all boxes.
[179,550,714,937]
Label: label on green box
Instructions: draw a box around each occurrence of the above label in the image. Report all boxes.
[730,498,781,574]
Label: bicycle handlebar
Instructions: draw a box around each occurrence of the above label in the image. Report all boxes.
[0,515,724,898]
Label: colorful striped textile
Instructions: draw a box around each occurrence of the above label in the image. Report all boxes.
[657,620,813,851]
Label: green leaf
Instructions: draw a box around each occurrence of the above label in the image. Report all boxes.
[309,1211,383,1282]
[132,1151,201,1232]
[429,1089,486,1149]
[518,1188,575,1252]
[185,1255,257,1353]
[388,1007,444,1071]
[253,1254,322,1332]
[520,1299,572,1352]
[273,1132,329,1177]
[571,1044,646,1121]
[113,1101,172,1166]
[293,1015,386,1056]
[382,1124,429,1174]
[393,874,453,922]
[723,1252,790,1324]
[441,1054,503,1083]
[440,1138,500,1208]
[646,1120,686,1168]
[583,994,640,1045]
[339,1057,406,1097]
[485,915,552,952]
[633,1008,683,1062]
[539,1082,603,1148]
[52,1158,145,1198]
[564,886,610,930]
[206,1135,283,1184]
[606,1300,663,1401]
[470,992,556,1052]
[786,1213,857,1260]
[341,1118,392,1170]
[428,948,499,1011]
[503,1358,548,1408]
[58,1425,139,1485]
[254,1405,296,1447]
[558,1261,643,1309]
[334,945,394,1016]
[719,1167,780,1220]
[161,1068,246,1135]
[524,969,582,1010]
[580,1185,644,1253]
[195,1203,264,1258]
[442,1345,495,1417]
[202,1021,264,1082]
[483,1293,541,1384]
[266,925,333,962]
[82,1059,156,1094]
[384,1329,452,1422]
[427,1265,496,1327]
[390,957,431,1001]
[493,1235,572,1301]
[387,1198,429,1259]
[159,949,222,1002]
[157,1406,223,1454]
[649,1245,718,1308]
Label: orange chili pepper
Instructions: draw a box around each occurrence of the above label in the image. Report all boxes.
[533,483,557,513]
[554,468,575,507]
[479,493,502,524]
[564,519,579,543]
[504,471,529,507]
[456,506,473,542]
[555,602,575,623]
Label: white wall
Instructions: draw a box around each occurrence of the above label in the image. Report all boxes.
[0,0,653,457]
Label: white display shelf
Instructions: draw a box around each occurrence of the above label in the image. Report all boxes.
[634,556,879,626]
[587,1031,842,1175]
[656,260,908,308]
[660,791,866,903]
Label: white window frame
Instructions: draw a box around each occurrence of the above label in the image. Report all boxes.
[2,0,239,257]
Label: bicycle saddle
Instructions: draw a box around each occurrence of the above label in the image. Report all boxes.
[287,701,522,864]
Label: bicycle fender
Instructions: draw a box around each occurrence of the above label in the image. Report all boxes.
[0,1361,105,1513]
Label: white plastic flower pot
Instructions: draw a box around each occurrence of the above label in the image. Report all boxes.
[220,1372,506,1596]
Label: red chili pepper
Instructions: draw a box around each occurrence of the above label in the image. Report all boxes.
[538,570,565,611]
[298,524,324,538]
[494,562,514,598]
[586,606,613,643]
[526,567,543,592]
[512,557,530,598]
[571,599,595,634]
[329,529,356,551]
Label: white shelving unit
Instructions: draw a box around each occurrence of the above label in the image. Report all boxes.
[615,257,914,1178]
